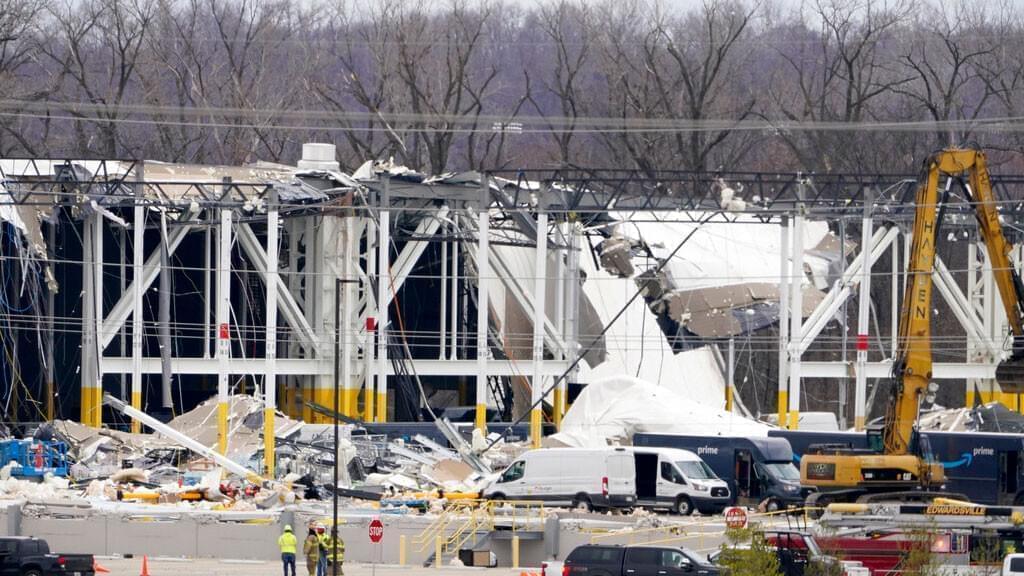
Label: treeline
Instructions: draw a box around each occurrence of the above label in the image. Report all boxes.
[1,0,1023,174]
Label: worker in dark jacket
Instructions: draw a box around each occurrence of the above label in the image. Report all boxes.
[303,526,320,576]
[316,525,328,576]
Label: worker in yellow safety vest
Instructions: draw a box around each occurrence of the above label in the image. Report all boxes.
[322,529,345,574]
[278,525,298,576]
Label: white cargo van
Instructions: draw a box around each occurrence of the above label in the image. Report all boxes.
[628,447,731,515]
[483,448,636,511]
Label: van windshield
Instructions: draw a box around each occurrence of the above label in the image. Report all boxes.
[764,462,800,481]
[676,460,716,480]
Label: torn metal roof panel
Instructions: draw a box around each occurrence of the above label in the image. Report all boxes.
[0,159,347,211]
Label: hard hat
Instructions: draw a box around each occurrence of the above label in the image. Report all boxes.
[284,525,293,532]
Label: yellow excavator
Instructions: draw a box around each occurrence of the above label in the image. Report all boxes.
[801,148,1024,507]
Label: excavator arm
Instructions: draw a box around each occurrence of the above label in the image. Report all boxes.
[884,148,1024,456]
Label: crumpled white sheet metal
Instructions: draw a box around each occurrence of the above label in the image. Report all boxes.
[607,211,833,293]
[549,375,770,447]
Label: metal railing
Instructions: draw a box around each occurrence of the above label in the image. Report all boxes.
[413,499,547,559]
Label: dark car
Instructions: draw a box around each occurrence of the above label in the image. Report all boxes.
[0,537,94,576]
[565,544,720,576]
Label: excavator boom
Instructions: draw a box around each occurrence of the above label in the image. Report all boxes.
[801,148,1024,503]
[885,148,1024,455]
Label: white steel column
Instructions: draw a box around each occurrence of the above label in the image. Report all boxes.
[777,216,790,428]
[217,207,232,454]
[450,213,459,360]
[854,192,873,430]
[203,228,211,359]
[342,217,356,417]
[80,217,99,426]
[475,180,491,432]
[92,214,104,426]
[264,189,279,476]
[131,204,144,433]
[364,219,376,421]
[530,206,548,448]
[439,220,448,360]
[559,220,580,429]
[376,179,391,423]
[726,338,736,412]
[788,203,805,429]
[892,231,900,357]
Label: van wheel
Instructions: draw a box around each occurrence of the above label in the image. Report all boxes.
[765,499,780,512]
[572,494,593,512]
[490,492,506,502]
[674,496,694,516]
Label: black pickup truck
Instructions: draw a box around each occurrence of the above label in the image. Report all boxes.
[565,544,721,576]
[0,537,94,576]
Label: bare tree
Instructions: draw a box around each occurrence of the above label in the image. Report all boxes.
[525,0,595,165]
[975,0,1024,167]
[310,0,413,170]
[765,0,913,172]
[40,0,154,156]
[0,0,48,155]
[136,0,212,162]
[206,0,308,163]
[594,0,760,174]
[893,0,997,149]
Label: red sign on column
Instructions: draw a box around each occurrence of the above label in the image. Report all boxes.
[219,323,230,340]
[366,317,377,331]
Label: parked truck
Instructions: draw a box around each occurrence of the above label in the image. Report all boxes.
[0,537,94,576]
[634,434,811,510]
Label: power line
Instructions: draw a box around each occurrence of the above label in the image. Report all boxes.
[5,99,1024,134]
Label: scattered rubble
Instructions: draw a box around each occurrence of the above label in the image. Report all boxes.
[0,393,514,515]
[919,401,1024,433]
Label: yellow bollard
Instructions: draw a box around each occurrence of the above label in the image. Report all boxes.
[399,535,407,566]
[435,535,443,569]
[512,535,520,569]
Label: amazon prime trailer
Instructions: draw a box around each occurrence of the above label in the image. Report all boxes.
[771,429,1024,505]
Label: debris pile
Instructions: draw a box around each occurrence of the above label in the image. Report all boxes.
[919,402,1024,433]
[0,394,519,514]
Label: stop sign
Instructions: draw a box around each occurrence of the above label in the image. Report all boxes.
[725,507,747,529]
[368,518,384,543]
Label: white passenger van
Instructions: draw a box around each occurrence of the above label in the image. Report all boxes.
[482,448,637,511]
[627,447,731,515]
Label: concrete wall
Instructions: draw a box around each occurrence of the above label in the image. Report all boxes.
[0,501,682,566]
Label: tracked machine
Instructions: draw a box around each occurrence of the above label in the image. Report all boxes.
[801,148,1024,508]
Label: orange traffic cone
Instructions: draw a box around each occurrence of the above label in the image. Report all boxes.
[140,555,150,576]
[93,558,110,574]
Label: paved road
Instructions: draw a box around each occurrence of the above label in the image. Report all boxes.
[98,557,534,576]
